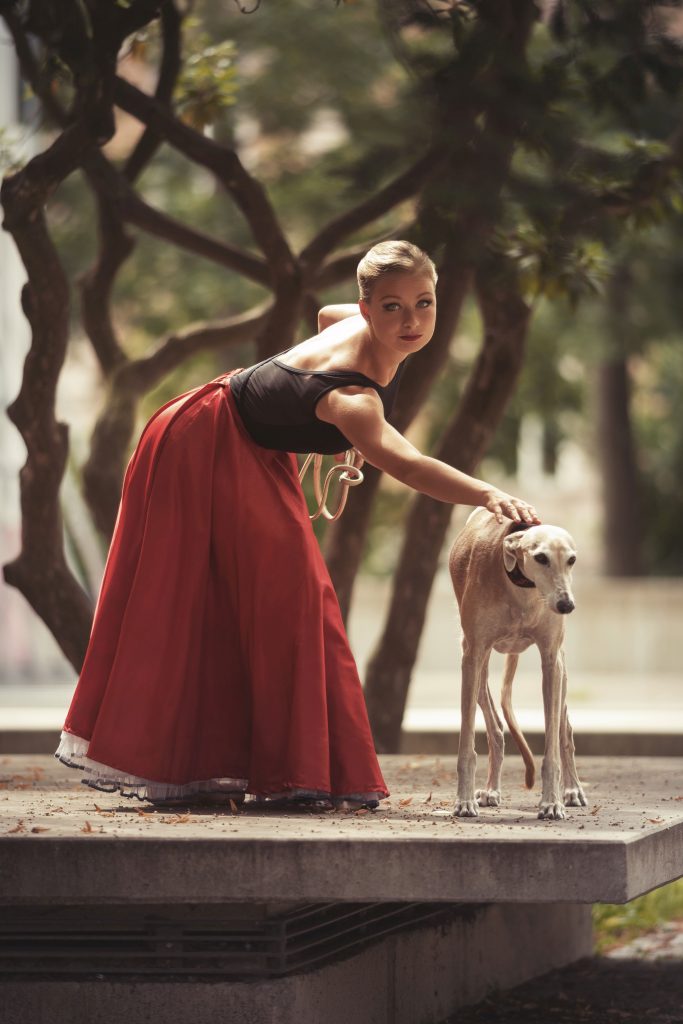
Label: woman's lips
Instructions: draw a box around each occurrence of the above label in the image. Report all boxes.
[400,333,422,341]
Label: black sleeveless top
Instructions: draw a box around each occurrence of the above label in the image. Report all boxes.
[229,349,406,454]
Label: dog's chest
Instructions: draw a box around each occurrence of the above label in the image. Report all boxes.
[493,634,536,655]
[489,599,543,654]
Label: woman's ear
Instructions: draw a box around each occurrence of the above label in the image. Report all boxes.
[359,298,370,323]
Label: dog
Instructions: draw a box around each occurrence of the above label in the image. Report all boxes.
[448,507,585,820]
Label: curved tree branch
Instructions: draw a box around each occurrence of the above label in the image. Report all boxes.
[113,75,295,272]
[82,302,272,537]
[299,151,443,270]
[124,0,183,182]
[84,153,271,284]
[79,1,185,375]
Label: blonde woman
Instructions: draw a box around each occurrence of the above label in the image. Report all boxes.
[57,240,539,810]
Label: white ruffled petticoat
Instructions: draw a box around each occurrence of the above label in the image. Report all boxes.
[55,731,249,804]
[55,731,382,808]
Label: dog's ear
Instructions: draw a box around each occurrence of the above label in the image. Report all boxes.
[503,534,523,572]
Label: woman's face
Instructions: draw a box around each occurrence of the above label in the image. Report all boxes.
[360,270,437,357]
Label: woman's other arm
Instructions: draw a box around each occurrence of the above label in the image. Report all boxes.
[317,304,362,331]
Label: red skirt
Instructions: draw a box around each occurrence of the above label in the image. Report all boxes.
[56,372,389,807]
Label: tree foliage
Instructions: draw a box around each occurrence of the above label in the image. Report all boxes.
[2,0,683,745]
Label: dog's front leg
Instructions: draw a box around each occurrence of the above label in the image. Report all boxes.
[539,649,565,820]
[455,641,487,817]
[558,651,586,807]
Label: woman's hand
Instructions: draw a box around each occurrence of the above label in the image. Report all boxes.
[483,488,540,526]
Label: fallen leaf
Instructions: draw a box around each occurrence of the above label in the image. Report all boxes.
[81,820,94,833]
[30,826,50,833]
[399,797,413,807]
[424,792,432,804]
[7,820,25,834]
[647,817,664,824]
[590,805,601,815]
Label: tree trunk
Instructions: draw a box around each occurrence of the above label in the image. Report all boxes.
[1,143,95,671]
[324,244,474,621]
[364,272,531,752]
[596,284,644,576]
[324,0,538,620]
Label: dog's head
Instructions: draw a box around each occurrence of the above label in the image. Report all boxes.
[503,525,577,614]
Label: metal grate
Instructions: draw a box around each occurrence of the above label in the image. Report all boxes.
[0,902,464,979]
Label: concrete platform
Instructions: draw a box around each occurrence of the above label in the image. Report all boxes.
[1,755,681,1024]
[1,755,682,906]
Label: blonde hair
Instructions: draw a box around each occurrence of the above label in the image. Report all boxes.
[356,240,437,302]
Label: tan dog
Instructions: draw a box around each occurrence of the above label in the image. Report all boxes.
[448,507,585,820]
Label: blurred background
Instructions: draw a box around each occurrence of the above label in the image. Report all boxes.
[1,0,682,754]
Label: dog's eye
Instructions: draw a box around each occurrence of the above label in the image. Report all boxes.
[568,555,576,566]
[534,553,549,566]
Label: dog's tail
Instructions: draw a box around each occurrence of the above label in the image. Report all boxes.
[501,654,535,789]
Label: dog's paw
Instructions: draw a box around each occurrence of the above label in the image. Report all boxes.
[538,801,566,820]
[475,788,501,807]
[564,786,587,807]
[454,799,479,817]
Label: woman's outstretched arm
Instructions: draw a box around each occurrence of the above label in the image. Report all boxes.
[317,387,540,525]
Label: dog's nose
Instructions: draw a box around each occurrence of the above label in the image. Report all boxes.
[556,597,575,614]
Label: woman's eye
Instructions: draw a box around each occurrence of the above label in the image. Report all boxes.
[417,299,433,308]
[383,303,400,312]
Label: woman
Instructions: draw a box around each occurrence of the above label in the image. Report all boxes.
[56,240,539,810]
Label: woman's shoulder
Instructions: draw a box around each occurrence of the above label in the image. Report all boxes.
[280,319,367,373]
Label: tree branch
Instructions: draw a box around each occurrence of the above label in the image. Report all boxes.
[312,225,416,289]
[299,151,443,270]
[79,1,184,377]
[77,190,135,374]
[113,75,295,273]
[124,0,183,182]
[82,302,271,537]
[84,153,271,284]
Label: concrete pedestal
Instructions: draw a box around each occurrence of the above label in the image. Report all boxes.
[0,902,592,1024]
[1,755,681,1024]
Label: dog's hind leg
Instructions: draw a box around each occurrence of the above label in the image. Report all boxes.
[501,653,535,790]
[558,651,586,806]
[455,641,488,817]
[475,658,504,807]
